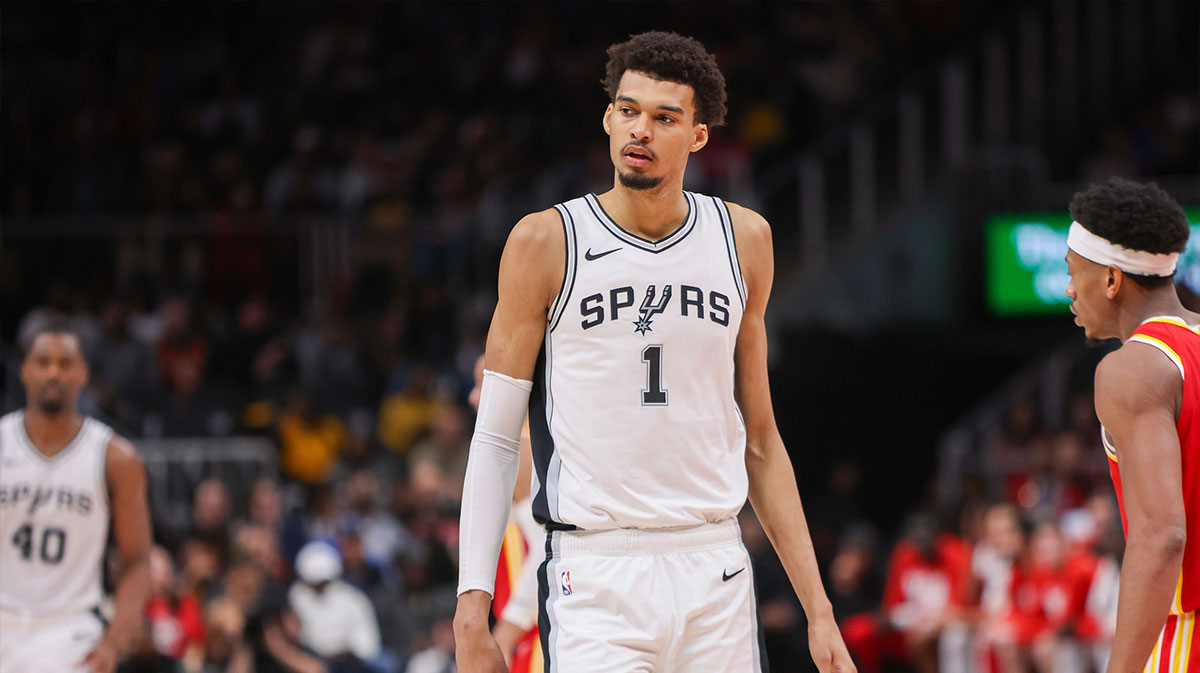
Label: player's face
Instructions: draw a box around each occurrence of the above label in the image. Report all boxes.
[1065,249,1117,339]
[603,71,709,191]
[20,332,89,415]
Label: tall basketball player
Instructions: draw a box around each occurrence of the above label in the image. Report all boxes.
[0,328,152,673]
[1064,178,1199,672]
[454,32,854,673]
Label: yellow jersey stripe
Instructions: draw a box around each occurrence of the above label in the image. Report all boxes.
[1184,612,1195,673]
[1150,626,1165,673]
[531,637,544,673]
[1144,316,1197,331]
[1130,335,1186,380]
[503,523,525,587]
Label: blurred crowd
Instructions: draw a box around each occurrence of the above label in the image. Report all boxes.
[3,2,999,221]
[3,2,1193,673]
[744,393,1124,673]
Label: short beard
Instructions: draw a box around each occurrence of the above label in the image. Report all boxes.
[618,171,663,191]
[37,398,65,415]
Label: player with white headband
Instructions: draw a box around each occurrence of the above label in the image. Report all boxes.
[1064,177,1199,672]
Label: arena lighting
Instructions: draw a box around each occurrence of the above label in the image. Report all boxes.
[985,207,1200,317]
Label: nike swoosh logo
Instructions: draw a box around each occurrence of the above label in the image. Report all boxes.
[585,247,621,261]
[722,567,746,582]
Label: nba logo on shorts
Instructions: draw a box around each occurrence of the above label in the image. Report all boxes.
[560,570,573,596]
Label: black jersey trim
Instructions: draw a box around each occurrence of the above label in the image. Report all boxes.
[529,340,576,532]
[713,197,747,308]
[584,192,697,253]
[548,204,578,333]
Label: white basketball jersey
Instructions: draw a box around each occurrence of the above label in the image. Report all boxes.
[530,191,748,530]
[0,411,112,617]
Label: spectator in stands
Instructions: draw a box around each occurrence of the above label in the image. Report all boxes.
[247,477,285,533]
[90,298,159,433]
[144,545,206,669]
[277,387,349,484]
[988,521,1097,673]
[377,365,446,456]
[877,513,970,673]
[289,541,382,673]
[986,398,1051,500]
[407,406,469,500]
[341,470,414,572]
[282,482,343,565]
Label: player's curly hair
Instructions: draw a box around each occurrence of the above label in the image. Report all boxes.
[1070,177,1190,288]
[602,31,727,127]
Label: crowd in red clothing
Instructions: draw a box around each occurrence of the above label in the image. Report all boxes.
[830,392,1124,673]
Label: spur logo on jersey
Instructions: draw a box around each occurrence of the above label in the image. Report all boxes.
[0,482,95,516]
[633,285,671,335]
[579,283,731,332]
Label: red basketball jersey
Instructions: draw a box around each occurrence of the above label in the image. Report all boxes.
[1104,316,1200,616]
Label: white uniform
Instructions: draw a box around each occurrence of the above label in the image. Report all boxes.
[532,192,764,672]
[0,411,113,673]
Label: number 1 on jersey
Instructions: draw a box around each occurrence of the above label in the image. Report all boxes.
[641,345,668,406]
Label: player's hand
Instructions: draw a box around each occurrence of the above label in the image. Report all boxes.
[808,613,857,673]
[81,641,118,673]
[455,626,509,673]
[492,618,526,668]
[455,592,508,673]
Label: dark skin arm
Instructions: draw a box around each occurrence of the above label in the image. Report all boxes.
[1095,344,1187,673]
[83,436,152,673]
[728,203,856,673]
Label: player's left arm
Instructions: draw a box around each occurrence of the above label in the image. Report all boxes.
[728,202,855,673]
[1095,345,1187,673]
[85,436,152,673]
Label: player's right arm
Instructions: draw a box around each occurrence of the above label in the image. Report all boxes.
[1094,344,1187,673]
[84,436,152,673]
[454,209,564,673]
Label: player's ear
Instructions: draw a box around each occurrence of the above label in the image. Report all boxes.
[603,103,613,136]
[690,123,709,153]
[1106,266,1122,299]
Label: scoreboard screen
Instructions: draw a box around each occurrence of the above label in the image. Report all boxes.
[985,208,1200,317]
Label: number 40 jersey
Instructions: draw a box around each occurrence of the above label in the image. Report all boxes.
[0,411,112,617]
[530,192,749,532]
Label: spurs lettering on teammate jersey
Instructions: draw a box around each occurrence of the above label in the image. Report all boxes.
[0,411,111,617]
[530,192,748,530]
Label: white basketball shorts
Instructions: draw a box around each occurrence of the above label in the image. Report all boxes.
[536,518,768,672]
[0,609,105,673]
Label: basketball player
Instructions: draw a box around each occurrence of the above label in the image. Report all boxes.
[1064,177,1199,672]
[454,32,854,672]
[0,328,152,673]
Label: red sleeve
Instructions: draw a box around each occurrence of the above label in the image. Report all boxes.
[883,542,915,611]
[178,595,207,647]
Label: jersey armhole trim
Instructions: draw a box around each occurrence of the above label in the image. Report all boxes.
[547,205,578,333]
[1128,334,1185,380]
[712,197,747,307]
[97,426,113,508]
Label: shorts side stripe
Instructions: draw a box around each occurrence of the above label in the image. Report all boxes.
[1150,623,1168,673]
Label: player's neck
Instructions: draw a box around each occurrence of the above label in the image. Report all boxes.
[22,408,84,457]
[597,181,689,242]
[1118,289,1196,342]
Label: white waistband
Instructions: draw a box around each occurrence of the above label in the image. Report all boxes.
[0,606,101,626]
[548,519,741,556]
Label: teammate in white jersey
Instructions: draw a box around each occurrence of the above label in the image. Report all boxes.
[0,328,151,673]
[454,32,854,673]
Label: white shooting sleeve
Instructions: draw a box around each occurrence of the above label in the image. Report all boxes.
[457,370,534,596]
